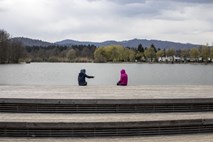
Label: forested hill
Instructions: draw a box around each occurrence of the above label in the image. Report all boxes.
[12,37,52,47]
[55,39,199,49]
[13,37,199,49]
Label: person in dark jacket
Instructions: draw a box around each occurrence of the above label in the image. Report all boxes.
[78,69,94,86]
[117,69,128,86]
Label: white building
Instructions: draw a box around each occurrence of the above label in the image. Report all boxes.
[158,56,181,62]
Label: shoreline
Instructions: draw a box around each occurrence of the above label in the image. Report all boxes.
[1,61,213,65]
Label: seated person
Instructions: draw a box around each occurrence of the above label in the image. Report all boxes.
[117,69,128,86]
[78,69,94,86]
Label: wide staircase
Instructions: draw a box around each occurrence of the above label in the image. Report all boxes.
[1,98,213,137]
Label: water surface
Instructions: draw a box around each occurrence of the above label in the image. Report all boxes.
[0,63,213,85]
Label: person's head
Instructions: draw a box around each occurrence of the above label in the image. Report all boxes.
[120,69,126,74]
[80,69,86,74]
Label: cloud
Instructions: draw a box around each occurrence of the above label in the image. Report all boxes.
[0,0,8,12]
[109,0,147,4]
[110,0,213,4]
[174,0,213,4]
[0,0,212,44]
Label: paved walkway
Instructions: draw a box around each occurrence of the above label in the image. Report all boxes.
[0,85,213,99]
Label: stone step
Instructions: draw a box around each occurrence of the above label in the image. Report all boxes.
[1,112,213,122]
[1,85,213,137]
[0,134,213,142]
[1,98,213,113]
[0,112,213,137]
[1,85,213,113]
[1,85,213,100]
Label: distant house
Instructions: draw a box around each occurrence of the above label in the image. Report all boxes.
[190,58,197,62]
[173,56,181,62]
[158,56,212,63]
[158,56,181,62]
[158,56,171,62]
[186,58,191,62]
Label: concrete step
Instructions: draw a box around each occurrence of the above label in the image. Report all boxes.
[1,134,213,142]
[1,112,213,122]
[1,85,213,100]
[0,112,213,137]
[1,85,213,137]
[1,98,213,113]
[1,85,213,113]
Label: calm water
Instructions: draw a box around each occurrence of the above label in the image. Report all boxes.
[0,63,213,85]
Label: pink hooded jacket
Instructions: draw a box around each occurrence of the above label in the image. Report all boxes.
[119,69,128,85]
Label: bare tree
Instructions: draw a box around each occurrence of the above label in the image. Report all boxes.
[0,30,10,63]
[10,39,25,63]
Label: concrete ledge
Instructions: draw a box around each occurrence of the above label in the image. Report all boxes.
[1,85,213,100]
[0,119,213,129]
[0,119,213,137]
[1,98,213,105]
[1,98,213,113]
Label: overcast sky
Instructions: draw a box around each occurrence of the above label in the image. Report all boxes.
[0,0,212,44]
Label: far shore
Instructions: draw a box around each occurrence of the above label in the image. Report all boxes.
[9,61,213,65]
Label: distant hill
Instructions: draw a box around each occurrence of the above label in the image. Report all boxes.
[12,37,52,47]
[55,38,200,49]
[121,39,199,49]
[13,37,200,49]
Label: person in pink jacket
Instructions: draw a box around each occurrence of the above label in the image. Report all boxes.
[117,69,128,86]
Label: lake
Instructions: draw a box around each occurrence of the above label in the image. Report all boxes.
[0,63,213,86]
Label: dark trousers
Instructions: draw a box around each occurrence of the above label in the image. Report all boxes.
[79,82,87,86]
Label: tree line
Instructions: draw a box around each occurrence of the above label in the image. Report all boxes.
[26,44,96,62]
[27,43,213,64]
[1,29,213,64]
[134,43,213,63]
[94,44,213,63]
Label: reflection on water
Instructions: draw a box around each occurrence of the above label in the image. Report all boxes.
[0,63,213,85]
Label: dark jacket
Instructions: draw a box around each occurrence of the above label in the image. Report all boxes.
[78,69,94,86]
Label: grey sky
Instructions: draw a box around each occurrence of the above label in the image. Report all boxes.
[0,0,212,44]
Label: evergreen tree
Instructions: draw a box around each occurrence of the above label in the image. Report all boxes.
[137,44,144,52]
[150,44,157,53]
